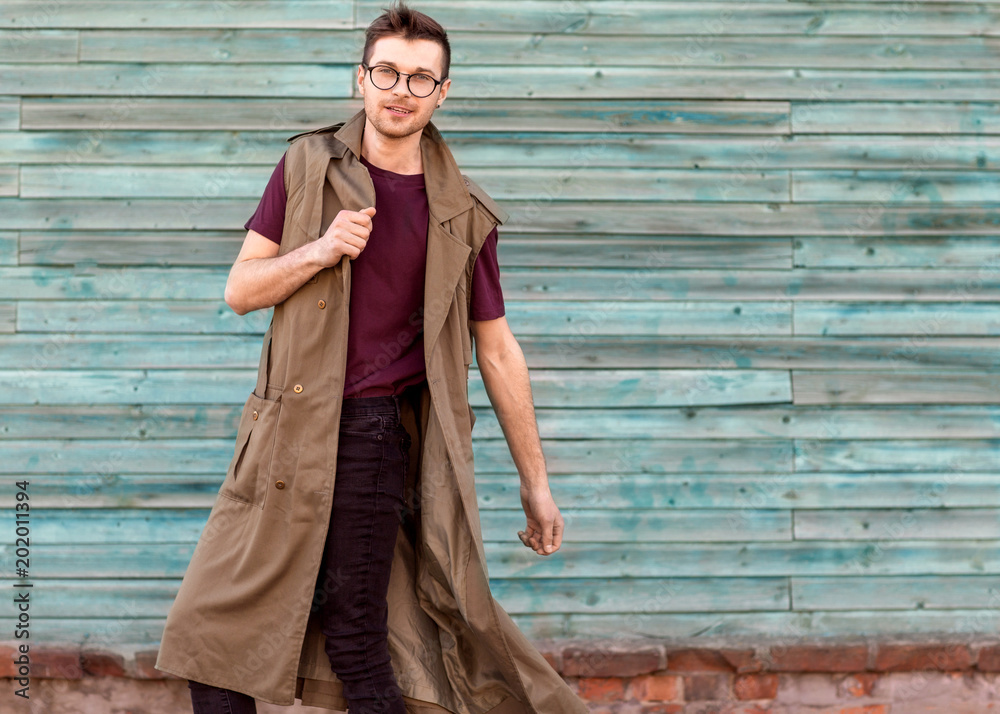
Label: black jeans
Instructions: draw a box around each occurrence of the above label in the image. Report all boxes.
[189,391,416,714]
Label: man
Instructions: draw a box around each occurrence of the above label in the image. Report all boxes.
[155,3,588,714]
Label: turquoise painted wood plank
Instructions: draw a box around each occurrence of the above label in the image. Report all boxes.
[0,63,353,98]
[5,610,1000,646]
[472,369,792,407]
[795,440,1000,473]
[793,170,1000,204]
[0,370,256,405]
[0,166,17,196]
[0,507,787,545]
[79,31,1000,71]
[81,28,360,63]
[21,97,789,134]
[482,541,1000,578]
[792,101,1000,135]
[5,404,1000,442]
[0,198,258,230]
[8,539,1000,579]
[0,335,261,369]
[3,1,354,29]
[490,577,789,613]
[0,438,794,475]
[4,131,997,170]
[437,67,1000,101]
[795,302,1000,337]
[794,236,1000,268]
[0,544,196,577]
[793,576,1000,611]
[6,266,1000,303]
[16,233,790,269]
[0,98,17,130]
[503,302,792,336]
[8,471,1000,511]
[0,617,167,645]
[0,302,13,332]
[0,232,16,265]
[5,334,999,372]
[13,299,790,337]
[0,575,778,615]
[16,301,272,334]
[20,165,789,202]
[18,231,242,267]
[0,30,78,62]
[792,371,1000,405]
[0,367,784,407]
[795,509,1000,541]
[356,2,1000,37]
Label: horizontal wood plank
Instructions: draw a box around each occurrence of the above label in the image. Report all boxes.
[20,98,788,134]
[793,170,1000,204]
[792,371,1000,405]
[0,63,353,98]
[792,101,1000,135]
[0,30,79,62]
[0,302,13,332]
[0,166,17,196]
[0,98,18,130]
[794,236,1000,268]
[792,576,1000,610]
[0,232,16,265]
[18,232,242,267]
[0,438,794,475]
[796,439,1000,472]
[795,509,1000,541]
[3,1,354,29]
[795,302,1000,336]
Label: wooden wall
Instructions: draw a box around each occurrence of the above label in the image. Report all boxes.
[1,1,999,649]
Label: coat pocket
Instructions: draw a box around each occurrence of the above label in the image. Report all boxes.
[219,391,281,509]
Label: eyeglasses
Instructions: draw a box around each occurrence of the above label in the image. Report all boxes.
[362,63,445,98]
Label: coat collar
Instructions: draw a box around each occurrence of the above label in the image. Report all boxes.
[330,109,475,224]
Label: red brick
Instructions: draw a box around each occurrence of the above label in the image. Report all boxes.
[638,704,684,714]
[0,645,19,678]
[133,650,179,679]
[873,643,973,672]
[840,672,879,698]
[82,650,126,677]
[732,707,773,714]
[576,676,626,702]
[665,647,759,673]
[683,673,730,701]
[766,644,869,673]
[562,644,664,677]
[979,644,1000,672]
[733,673,779,700]
[32,647,82,679]
[630,673,682,702]
[836,707,888,714]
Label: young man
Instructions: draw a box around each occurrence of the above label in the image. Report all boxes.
[155,3,587,713]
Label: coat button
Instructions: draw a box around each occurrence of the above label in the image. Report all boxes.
[252,410,259,420]
[275,480,285,489]
[317,299,326,309]
[294,384,303,393]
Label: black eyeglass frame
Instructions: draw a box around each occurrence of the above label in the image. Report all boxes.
[361,63,447,98]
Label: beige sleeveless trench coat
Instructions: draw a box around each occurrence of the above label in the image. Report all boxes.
[154,110,589,714]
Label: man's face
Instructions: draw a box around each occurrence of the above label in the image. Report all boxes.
[358,36,451,141]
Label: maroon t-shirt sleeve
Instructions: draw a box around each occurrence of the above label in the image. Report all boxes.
[470,225,505,321]
[244,153,287,244]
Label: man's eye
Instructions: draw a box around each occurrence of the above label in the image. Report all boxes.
[413,74,433,83]
[375,67,396,78]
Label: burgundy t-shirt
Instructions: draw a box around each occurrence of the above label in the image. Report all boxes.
[244,153,505,399]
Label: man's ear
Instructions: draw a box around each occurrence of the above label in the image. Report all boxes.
[357,64,367,96]
[436,77,451,108]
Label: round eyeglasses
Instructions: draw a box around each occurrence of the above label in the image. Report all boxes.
[362,63,446,98]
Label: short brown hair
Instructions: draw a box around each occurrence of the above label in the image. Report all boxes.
[363,1,451,79]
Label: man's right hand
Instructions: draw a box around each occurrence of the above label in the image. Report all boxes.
[313,206,377,267]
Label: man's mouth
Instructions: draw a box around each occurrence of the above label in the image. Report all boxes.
[385,105,414,116]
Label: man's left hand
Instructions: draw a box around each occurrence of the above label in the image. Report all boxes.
[518,484,564,556]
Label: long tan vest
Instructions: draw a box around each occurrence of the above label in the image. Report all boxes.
[155,110,589,714]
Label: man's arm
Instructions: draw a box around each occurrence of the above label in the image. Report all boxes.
[471,315,564,556]
[224,207,376,315]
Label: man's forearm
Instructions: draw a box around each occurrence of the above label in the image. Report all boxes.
[225,242,330,315]
[478,337,549,490]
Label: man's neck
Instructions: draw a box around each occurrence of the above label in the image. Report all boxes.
[360,118,424,175]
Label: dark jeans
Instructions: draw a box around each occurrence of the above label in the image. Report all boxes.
[189,390,417,714]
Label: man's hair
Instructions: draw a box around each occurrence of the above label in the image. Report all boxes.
[363,1,451,79]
